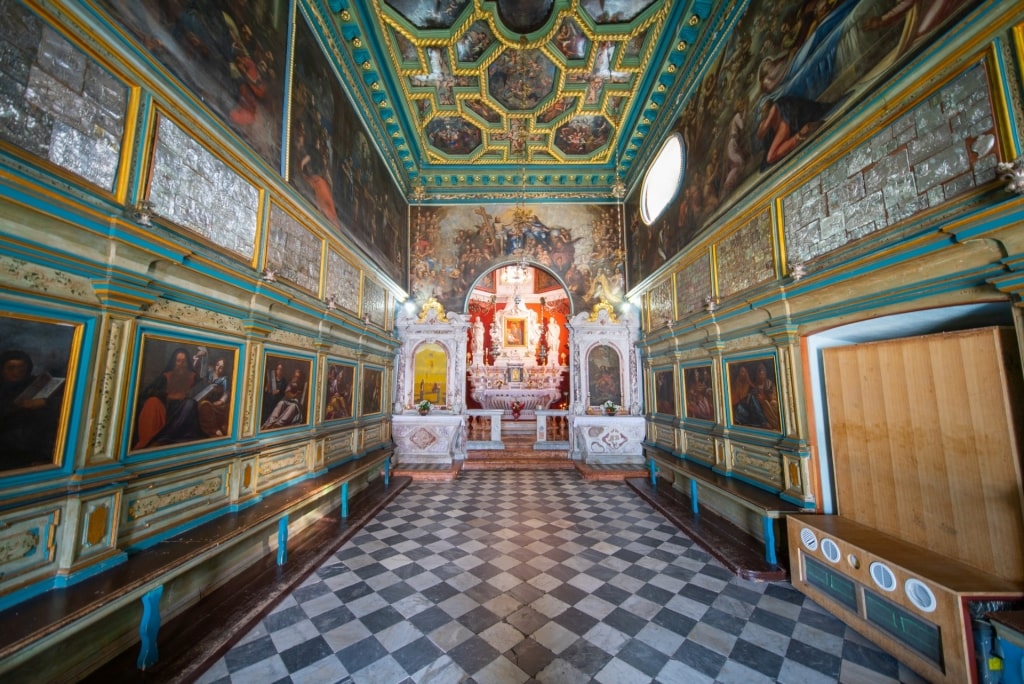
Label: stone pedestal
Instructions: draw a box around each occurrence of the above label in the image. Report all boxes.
[392,414,466,465]
[572,415,645,465]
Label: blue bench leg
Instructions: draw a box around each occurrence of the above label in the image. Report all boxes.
[384,457,391,487]
[762,516,777,565]
[277,515,289,565]
[690,480,699,515]
[341,481,349,518]
[137,585,164,670]
[648,459,657,486]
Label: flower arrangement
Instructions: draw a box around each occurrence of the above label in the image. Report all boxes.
[510,400,524,420]
[602,400,618,415]
[417,400,432,414]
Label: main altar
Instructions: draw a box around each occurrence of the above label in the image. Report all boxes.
[468,291,565,419]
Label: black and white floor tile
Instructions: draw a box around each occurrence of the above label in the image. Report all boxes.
[197,471,925,683]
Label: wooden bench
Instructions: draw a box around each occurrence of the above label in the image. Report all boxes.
[0,446,398,681]
[643,444,804,566]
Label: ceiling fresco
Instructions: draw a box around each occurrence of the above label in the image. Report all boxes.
[321,0,719,201]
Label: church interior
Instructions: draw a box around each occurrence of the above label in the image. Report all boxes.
[1,0,1023,682]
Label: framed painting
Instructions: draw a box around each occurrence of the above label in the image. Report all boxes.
[683,363,715,422]
[588,344,621,407]
[260,353,312,432]
[726,356,781,431]
[323,361,355,422]
[96,0,287,167]
[413,343,447,407]
[130,335,238,452]
[653,368,676,416]
[504,318,527,348]
[361,367,383,416]
[0,312,82,472]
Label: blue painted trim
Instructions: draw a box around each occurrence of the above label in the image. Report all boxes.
[277,515,289,566]
[137,585,164,670]
[52,552,128,589]
[762,517,776,566]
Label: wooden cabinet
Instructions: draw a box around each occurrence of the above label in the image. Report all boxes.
[787,327,1024,683]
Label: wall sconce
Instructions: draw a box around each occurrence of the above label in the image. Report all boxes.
[325,295,338,311]
[788,262,807,281]
[261,269,277,282]
[996,157,1024,195]
[704,296,719,313]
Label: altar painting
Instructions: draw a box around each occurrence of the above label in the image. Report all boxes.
[413,343,447,406]
[504,319,527,348]
[587,344,621,407]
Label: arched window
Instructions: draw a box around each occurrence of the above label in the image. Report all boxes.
[640,133,684,225]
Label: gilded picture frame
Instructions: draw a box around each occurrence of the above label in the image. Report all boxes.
[0,311,82,472]
[260,353,313,432]
[130,334,239,453]
[323,360,356,422]
[725,356,781,432]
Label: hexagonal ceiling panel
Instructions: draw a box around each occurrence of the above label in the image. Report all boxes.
[320,0,716,201]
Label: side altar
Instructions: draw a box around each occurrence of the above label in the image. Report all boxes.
[391,298,468,466]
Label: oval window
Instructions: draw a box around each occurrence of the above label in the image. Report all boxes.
[641,133,684,225]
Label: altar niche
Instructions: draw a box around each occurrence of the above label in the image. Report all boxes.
[466,265,568,421]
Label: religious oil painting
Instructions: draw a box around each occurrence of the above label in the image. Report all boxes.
[409,204,623,315]
[98,0,287,167]
[323,361,355,422]
[588,344,621,407]
[290,16,407,286]
[683,364,715,422]
[504,318,527,348]
[361,367,383,416]
[413,343,447,407]
[0,313,81,472]
[130,336,238,452]
[653,368,676,416]
[260,354,312,432]
[726,357,781,432]
[626,0,981,285]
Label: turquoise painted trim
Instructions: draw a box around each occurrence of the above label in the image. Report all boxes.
[277,515,289,566]
[690,480,699,515]
[52,551,128,588]
[383,456,390,486]
[137,585,164,670]
[780,492,817,509]
[762,517,776,566]
[0,300,96,482]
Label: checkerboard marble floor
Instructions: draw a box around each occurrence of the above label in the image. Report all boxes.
[197,471,926,683]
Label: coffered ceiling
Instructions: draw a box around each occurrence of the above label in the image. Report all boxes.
[316,0,728,202]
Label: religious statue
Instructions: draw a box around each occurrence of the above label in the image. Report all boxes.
[472,316,485,366]
[546,318,560,366]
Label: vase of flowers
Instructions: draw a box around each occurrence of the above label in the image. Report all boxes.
[417,400,431,415]
[510,400,523,420]
[602,400,618,416]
